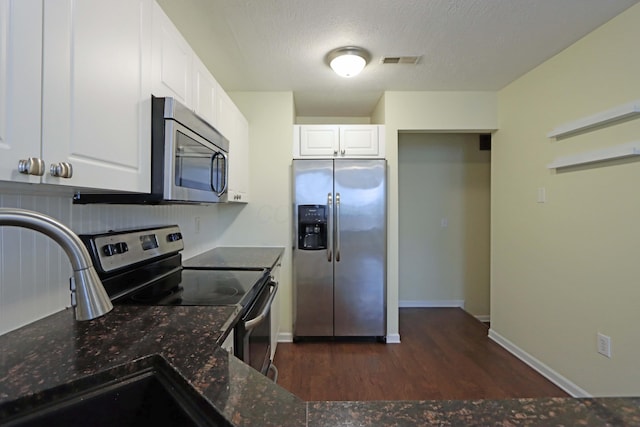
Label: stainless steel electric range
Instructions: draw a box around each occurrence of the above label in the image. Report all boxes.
[80,225,277,378]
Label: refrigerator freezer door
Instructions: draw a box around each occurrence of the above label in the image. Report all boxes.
[334,159,386,336]
[293,160,334,337]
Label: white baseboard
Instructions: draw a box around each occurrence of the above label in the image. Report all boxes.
[475,315,490,323]
[488,329,590,398]
[386,333,401,344]
[278,332,293,343]
[399,299,465,308]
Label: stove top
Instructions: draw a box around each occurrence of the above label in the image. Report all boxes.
[109,265,269,307]
[81,225,270,309]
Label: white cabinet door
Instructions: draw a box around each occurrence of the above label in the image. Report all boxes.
[219,91,249,203]
[295,125,385,158]
[151,0,192,106]
[0,0,43,183]
[340,125,380,157]
[41,0,152,192]
[192,56,219,129]
[299,125,339,157]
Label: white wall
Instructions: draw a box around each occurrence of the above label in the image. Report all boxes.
[492,3,640,395]
[398,133,490,316]
[0,187,232,334]
[226,91,295,339]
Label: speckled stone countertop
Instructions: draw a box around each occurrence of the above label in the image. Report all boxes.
[183,247,284,270]
[1,305,640,426]
[308,398,640,426]
[0,306,305,427]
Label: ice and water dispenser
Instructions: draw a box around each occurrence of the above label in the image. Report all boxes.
[298,205,327,250]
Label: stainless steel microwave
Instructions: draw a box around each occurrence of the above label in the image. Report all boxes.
[74,96,229,205]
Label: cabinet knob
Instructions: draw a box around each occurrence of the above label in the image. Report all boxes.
[50,162,73,178]
[341,149,346,156]
[18,158,46,176]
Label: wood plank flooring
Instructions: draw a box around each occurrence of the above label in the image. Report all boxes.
[273,308,568,401]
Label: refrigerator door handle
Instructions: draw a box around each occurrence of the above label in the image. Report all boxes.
[335,192,341,262]
[327,193,333,262]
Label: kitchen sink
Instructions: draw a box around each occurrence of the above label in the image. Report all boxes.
[1,362,231,427]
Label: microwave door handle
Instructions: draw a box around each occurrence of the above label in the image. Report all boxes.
[220,151,228,196]
[244,280,279,331]
[210,152,228,197]
[210,153,219,193]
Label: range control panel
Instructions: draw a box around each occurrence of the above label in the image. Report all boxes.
[81,225,184,274]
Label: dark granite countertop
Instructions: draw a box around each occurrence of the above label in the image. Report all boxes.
[183,247,284,270]
[308,398,640,426]
[1,305,639,426]
[0,306,305,427]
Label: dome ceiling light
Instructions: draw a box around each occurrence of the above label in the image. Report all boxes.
[327,46,370,78]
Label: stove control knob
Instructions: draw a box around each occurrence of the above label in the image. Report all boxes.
[102,244,117,257]
[115,242,128,254]
[167,232,183,242]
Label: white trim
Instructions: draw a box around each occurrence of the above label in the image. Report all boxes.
[278,332,293,343]
[475,315,490,323]
[399,299,465,308]
[488,329,590,398]
[386,333,401,344]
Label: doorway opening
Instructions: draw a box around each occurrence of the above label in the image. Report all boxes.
[398,132,491,322]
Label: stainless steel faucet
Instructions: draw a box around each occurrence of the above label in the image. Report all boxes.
[0,208,113,320]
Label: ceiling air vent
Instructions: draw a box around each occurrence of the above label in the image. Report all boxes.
[380,56,421,65]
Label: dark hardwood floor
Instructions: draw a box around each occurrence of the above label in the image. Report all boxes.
[273,308,568,401]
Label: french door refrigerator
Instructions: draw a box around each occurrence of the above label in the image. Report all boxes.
[293,159,386,340]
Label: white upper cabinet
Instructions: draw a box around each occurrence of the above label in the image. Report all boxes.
[1,0,152,192]
[192,55,220,129]
[340,126,381,157]
[219,91,250,203]
[41,0,152,191]
[298,125,340,157]
[2,0,246,197]
[0,0,43,184]
[151,1,192,106]
[294,124,385,159]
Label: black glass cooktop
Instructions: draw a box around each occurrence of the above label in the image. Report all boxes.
[116,268,269,308]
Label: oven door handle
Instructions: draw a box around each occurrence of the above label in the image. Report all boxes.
[244,280,278,331]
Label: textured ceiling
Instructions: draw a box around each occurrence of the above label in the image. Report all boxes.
[157,0,639,117]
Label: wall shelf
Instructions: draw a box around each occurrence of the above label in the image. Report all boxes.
[547,100,640,139]
[547,142,640,169]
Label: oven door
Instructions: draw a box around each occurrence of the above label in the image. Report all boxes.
[164,119,228,203]
[236,280,278,377]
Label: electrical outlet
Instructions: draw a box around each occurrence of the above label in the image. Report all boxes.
[194,216,201,234]
[597,333,612,358]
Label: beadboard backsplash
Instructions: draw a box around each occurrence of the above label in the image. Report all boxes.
[0,192,232,334]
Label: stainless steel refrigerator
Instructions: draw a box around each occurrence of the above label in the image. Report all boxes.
[293,159,386,340]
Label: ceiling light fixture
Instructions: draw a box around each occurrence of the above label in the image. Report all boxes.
[327,46,370,78]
